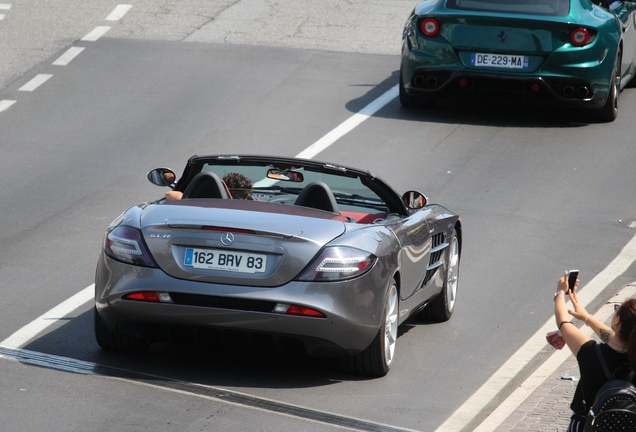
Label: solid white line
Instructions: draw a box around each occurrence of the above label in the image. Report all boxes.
[434,232,636,432]
[52,47,85,66]
[19,74,53,92]
[0,285,94,349]
[295,85,398,159]
[105,4,132,21]
[0,100,16,112]
[81,26,111,42]
[473,283,636,431]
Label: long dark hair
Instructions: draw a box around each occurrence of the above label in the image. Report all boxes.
[616,299,636,370]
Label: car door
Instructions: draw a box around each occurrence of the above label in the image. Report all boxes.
[382,209,432,300]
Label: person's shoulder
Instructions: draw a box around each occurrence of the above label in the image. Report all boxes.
[576,339,598,360]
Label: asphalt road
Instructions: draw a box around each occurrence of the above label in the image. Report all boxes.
[2,1,636,431]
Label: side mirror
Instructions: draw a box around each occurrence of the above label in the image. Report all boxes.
[402,190,427,210]
[147,168,176,187]
[266,169,304,182]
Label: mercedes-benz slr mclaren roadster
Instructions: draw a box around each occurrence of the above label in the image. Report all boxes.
[94,155,462,376]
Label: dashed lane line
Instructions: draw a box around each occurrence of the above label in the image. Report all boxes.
[18,74,53,92]
[81,26,111,42]
[52,47,86,66]
[106,4,132,21]
[0,100,16,112]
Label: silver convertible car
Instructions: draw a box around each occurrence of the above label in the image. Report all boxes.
[94,155,462,376]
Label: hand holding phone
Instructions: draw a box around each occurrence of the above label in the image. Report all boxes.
[568,270,579,292]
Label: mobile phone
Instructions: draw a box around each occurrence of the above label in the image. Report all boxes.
[568,270,579,292]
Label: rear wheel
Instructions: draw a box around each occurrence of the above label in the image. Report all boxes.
[420,228,460,322]
[589,51,621,123]
[94,307,149,352]
[341,280,398,377]
[399,70,436,109]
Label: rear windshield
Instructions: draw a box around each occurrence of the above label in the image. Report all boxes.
[446,0,570,16]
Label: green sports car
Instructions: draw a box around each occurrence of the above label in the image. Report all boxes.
[399,0,636,121]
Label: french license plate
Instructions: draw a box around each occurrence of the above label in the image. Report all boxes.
[470,53,529,69]
[184,248,266,273]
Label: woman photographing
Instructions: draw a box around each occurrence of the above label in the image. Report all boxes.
[553,272,636,431]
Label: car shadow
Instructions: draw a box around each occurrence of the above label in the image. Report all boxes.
[20,307,404,389]
[346,70,594,129]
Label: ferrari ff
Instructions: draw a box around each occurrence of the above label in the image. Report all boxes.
[94,155,462,376]
[399,0,636,121]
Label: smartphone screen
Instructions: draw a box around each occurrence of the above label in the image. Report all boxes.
[568,270,579,292]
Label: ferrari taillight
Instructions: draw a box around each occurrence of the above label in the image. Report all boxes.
[296,246,376,282]
[105,226,157,267]
[570,28,593,47]
[421,18,440,37]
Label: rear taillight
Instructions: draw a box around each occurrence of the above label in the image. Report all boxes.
[273,303,326,318]
[421,18,440,37]
[570,28,593,47]
[296,246,376,282]
[105,225,157,267]
[123,292,173,303]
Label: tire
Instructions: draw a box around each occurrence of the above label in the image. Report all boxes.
[420,228,460,322]
[340,280,399,377]
[94,307,149,352]
[399,70,436,109]
[589,51,621,123]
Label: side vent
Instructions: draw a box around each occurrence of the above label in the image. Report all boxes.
[422,232,447,287]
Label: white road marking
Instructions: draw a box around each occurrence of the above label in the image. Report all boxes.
[0,285,93,349]
[0,100,16,112]
[52,47,85,66]
[81,26,111,42]
[0,14,5,20]
[474,283,636,431]
[295,85,398,159]
[19,74,53,92]
[434,232,636,432]
[105,4,132,21]
[0,3,12,10]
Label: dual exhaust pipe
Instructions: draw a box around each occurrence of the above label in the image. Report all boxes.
[563,85,589,98]
[413,75,438,88]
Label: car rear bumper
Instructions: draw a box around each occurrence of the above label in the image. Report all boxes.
[95,253,388,357]
[402,69,607,108]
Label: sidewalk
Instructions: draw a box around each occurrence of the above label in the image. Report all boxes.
[494,355,578,431]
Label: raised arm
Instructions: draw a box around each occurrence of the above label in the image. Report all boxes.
[554,273,592,356]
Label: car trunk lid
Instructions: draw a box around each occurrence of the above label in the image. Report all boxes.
[140,200,347,287]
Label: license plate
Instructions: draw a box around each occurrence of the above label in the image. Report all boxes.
[470,53,529,69]
[184,248,266,273]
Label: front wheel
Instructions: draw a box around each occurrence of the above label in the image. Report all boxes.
[420,228,460,322]
[340,280,399,377]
